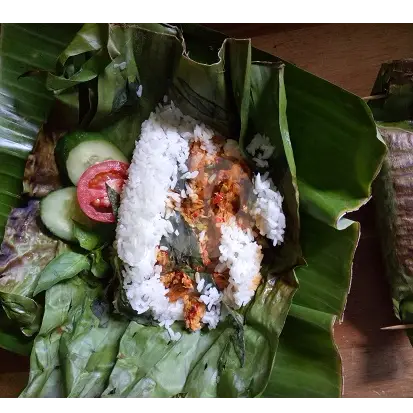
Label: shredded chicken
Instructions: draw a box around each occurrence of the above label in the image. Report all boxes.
[212,271,230,291]
[160,137,257,331]
[183,296,206,331]
[181,140,253,270]
[156,248,169,267]
[161,271,194,302]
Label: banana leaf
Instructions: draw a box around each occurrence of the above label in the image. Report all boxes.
[19,23,302,398]
[20,276,128,398]
[369,60,413,342]
[177,24,385,397]
[0,23,85,350]
[179,24,385,229]
[103,274,297,398]
[0,24,82,238]
[0,23,385,398]
[0,200,67,339]
[0,307,33,355]
[23,125,63,198]
[369,60,413,122]
[264,213,360,397]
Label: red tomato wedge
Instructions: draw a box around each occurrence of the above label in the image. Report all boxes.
[77,160,129,223]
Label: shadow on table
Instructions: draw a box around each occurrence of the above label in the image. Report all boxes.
[0,348,29,397]
[0,348,29,375]
[344,201,411,383]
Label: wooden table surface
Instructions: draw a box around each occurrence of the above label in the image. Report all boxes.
[2,23,413,398]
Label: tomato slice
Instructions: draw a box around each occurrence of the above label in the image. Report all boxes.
[77,160,129,223]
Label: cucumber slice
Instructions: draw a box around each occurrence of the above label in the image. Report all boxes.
[40,187,93,242]
[66,140,128,185]
[55,131,128,185]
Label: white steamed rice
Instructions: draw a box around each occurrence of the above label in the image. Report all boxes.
[218,218,263,308]
[251,173,286,246]
[246,133,275,169]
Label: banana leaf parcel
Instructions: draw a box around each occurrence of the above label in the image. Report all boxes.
[0,24,385,397]
[370,60,413,342]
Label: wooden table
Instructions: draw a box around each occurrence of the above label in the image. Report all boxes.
[2,23,413,398]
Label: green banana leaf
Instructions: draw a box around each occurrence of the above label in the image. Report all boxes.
[369,60,413,342]
[0,24,82,238]
[0,23,82,349]
[180,24,385,229]
[20,276,128,398]
[264,213,360,397]
[103,274,297,398]
[177,24,385,397]
[0,307,33,355]
[0,23,385,398]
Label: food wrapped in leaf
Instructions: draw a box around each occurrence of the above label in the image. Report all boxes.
[370,60,413,340]
[10,23,302,398]
[0,23,386,398]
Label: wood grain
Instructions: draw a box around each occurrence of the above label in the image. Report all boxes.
[242,23,413,97]
[204,23,326,38]
[1,23,413,398]
[340,204,413,397]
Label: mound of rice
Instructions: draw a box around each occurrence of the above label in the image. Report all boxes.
[116,101,286,338]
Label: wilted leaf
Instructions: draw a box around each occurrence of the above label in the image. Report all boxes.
[369,60,413,122]
[34,251,90,296]
[224,302,245,368]
[369,60,413,344]
[102,273,297,398]
[23,126,63,198]
[20,277,128,398]
[0,201,66,338]
[90,249,110,279]
[0,292,42,337]
[0,307,33,355]
[105,183,120,220]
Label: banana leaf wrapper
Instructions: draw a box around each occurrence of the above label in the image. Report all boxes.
[370,59,413,341]
[20,23,301,398]
[0,23,386,397]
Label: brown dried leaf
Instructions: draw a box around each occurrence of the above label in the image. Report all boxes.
[23,126,63,198]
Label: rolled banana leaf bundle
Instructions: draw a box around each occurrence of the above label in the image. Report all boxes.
[370,60,413,341]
